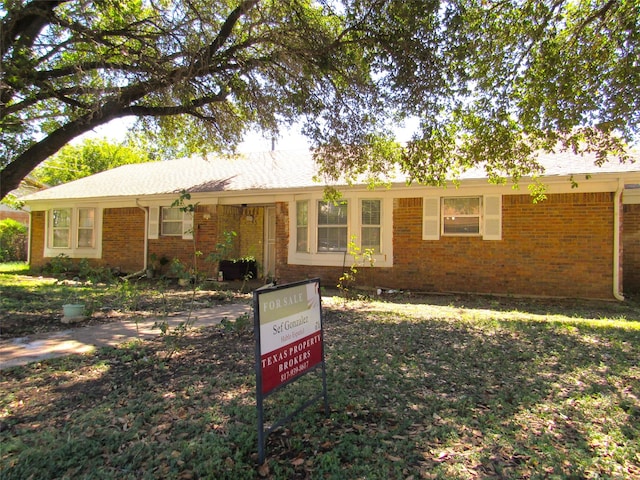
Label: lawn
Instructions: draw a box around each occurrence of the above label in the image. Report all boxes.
[1,270,640,479]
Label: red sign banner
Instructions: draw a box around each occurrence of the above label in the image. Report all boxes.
[260,331,323,394]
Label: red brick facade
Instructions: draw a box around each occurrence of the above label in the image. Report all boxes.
[276,192,624,299]
[102,208,146,272]
[147,204,264,278]
[27,190,639,299]
[623,204,640,294]
[28,211,46,269]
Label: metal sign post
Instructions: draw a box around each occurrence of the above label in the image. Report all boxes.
[253,278,329,465]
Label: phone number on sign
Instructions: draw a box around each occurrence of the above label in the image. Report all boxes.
[280,361,310,383]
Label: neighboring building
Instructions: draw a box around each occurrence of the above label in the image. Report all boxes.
[0,204,29,225]
[0,175,43,225]
[20,149,640,300]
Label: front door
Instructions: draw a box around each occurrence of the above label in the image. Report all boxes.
[264,207,276,280]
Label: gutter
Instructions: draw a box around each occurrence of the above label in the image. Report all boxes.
[613,178,624,301]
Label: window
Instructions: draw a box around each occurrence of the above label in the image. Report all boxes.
[161,207,183,236]
[361,199,381,252]
[296,201,309,252]
[77,208,95,248]
[51,208,71,248]
[317,200,348,252]
[423,195,501,240]
[442,197,481,235]
[289,196,392,267]
[46,207,100,257]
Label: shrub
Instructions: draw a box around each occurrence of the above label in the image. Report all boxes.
[0,218,27,261]
[43,253,74,278]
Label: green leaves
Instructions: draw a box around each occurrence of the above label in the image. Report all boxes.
[2,0,638,199]
[31,138,153,186]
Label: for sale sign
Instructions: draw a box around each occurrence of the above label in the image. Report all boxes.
[255,279,323,394]
[254,279,328,464]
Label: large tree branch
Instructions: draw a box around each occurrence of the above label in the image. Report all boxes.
[34,61,158,81]
[193,0,260,71]
[0,103,131,198]
[2,86,127,117]
[1,0,70,57]
[129,92,230,115]
[0,80,230,198]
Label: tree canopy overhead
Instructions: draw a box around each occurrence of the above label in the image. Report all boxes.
[1,0,638,199]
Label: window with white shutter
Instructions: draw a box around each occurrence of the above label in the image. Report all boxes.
[423,195,502,240]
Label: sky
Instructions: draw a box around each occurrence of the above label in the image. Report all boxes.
[80,116,420,152]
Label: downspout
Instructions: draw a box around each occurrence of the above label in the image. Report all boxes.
[136,200,148,272]
[613,178,624,301]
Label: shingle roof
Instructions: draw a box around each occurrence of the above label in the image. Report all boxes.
[21,150,320,201]
[20,148,640,202]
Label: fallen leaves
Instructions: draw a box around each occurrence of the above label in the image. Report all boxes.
[257,461,270,477]
[2,296,640,480]
[384,453,403,462]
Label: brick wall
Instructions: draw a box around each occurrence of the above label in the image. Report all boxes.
[29,208,141,272]
[623,204,640,294]
[395,193,615,298]
[216,205,241,259]
[28,202,311,280]
[275,201,295,278]
[276,193,619,299]
[274,201,387,290]
[102,208,145,272]
[28,210,107,271]
[149,205,219,277]
[29,211,46,268]
[28,192,625,298]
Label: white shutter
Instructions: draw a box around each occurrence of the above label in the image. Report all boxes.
[422,197,440,240]
[182,211,194,240]
[483,195,502,240]
[148,207,159,239]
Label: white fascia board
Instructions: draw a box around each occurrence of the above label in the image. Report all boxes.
[390,174,636,197]
[25,198,113,211]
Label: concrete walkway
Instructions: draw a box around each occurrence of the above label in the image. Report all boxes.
[0,303,251,370]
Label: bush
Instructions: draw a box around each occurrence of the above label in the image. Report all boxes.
[42,253,74,278]
[0,218,27,262]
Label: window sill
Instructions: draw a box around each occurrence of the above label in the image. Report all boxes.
[44,248,101,259]
[288,252,391,268]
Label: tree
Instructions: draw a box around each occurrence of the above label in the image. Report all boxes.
[314,0,639,188]
[1,0,379,198]
[0,218,27,261]
[31,138,154,186]
[1,1,638,200]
